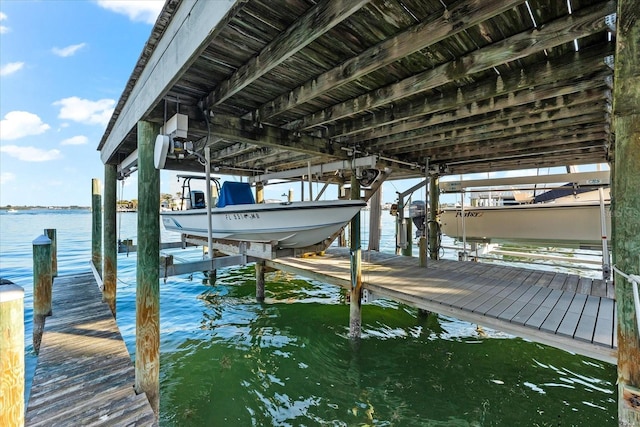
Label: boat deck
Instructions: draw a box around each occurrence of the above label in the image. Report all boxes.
[25,272,157,426]
[266,248,617,364]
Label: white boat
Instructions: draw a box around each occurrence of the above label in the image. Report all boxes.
[161,181,365,249]
[439,189,611,248]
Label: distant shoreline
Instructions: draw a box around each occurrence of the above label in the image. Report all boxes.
[1,206,90,211]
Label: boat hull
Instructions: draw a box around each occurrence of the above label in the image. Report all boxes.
[440,202,612,248]
[161,200,366,248]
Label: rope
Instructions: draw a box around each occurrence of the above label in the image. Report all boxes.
[612,264,640,337]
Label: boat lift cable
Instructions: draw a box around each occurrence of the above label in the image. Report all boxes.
[612,264,640,339]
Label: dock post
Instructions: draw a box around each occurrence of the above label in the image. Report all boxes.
[429,174,440,260]
[612,1,640,424]
[44,228,57,277]
[104,164,117,316]
[32,234,52,354]
[349,176,362,338]
[135,120,161,416]
[0,281,24,427]
[256,261,266,302]
[338,180,347,246]
[402,219,412,257]
[368,187,381,251]
[92,178,102,278]
[255,181,264,203]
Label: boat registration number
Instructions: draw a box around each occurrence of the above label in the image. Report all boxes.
[225,213,261,220]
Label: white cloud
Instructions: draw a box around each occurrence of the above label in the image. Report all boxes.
[96,0,164,24]
[0,12,8,34]
[52,43,87,58]
[0,172,16,184]
[0,145,62,162]
[0,62,24,76]
[53,96,115,127]
[0,111,51,140]
[61,135,89,146]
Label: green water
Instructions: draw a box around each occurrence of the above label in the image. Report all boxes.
[143,265,615,426]
[1,210,615,426]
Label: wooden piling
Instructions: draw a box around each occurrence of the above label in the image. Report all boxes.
[32,234,52,354]
[104,164,117,316]
[44,228,57,277]
[368,188,381,251]
[429,174,440,260]
[612,0,640,424]
[349,176,362,338]
[135,120,161,416]
[255,181,264,203]
[92,178,102,278]
[0,282,24,427]
[338,180,346,246]
[402,219,412,257]
[256,261,266,302]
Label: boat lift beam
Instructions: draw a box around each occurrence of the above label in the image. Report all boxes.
[159,253,252,279]
[439,171,610,192]
[117,149,138,179]
[248,155,378,183]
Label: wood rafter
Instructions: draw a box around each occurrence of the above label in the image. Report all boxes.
[201,0,373,110]
[255,0,524,122]
[291,0,615,131]
[329,43,614,140]
[377,92,607,152]
[206,114,347,160]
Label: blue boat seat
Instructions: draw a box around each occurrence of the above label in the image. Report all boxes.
[217,182,255,207]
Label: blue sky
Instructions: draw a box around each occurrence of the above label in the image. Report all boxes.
[0,1,606,208]
[0,0,165,206]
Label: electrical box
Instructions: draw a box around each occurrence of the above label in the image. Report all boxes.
[166,113,188,140]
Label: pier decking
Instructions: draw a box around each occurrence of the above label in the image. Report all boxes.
[267,249,617,364]
[25,272,156,426]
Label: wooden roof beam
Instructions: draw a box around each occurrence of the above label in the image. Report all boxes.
[205,114,347,159]
[256,0,524,122]
[379,96,607,152]
[423,131,607,162]
[330,43,614,139]
[292,0,615,131]
[445,152,609,175]
[201,0,373,110]
[365,79,608,150]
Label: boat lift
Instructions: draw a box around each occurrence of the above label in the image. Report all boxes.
[439,170,612,280]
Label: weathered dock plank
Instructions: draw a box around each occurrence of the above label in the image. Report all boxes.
[266,249,617,364]
[25,272,157,426]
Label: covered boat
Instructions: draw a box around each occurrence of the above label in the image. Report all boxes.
[161,181,365,249]
[439,189,611,248]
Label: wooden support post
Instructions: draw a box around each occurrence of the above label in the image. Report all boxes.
[349,175,362,338]
[338,180,346,246]
[44,228,57,277]
[429,174,440,260]
[368,187,381,251]
[255,181,264,203]
[0,282,24,427]
[256,261,265,302]
[419,236,427,267]
[135,120,161,416]
[104,164,117,317]
[32,234,52,354]
[92,178,102,278]
[612,1,640,424]
[402,219,412,256]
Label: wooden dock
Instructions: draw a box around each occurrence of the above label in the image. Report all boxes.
[25,272,156,426]
[267,249,617,364]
